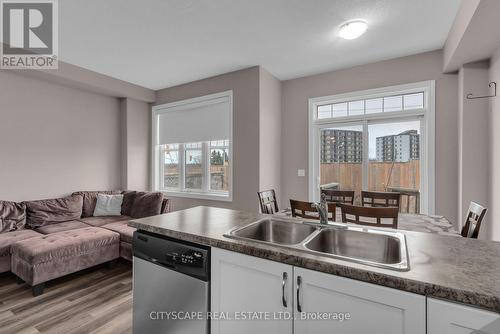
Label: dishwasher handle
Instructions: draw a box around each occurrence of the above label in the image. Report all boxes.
[135,251,176,270]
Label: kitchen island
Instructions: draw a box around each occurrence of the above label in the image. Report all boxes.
[129,206,500,333]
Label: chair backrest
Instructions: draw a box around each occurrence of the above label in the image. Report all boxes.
[321,189,355,205]
[290,199,336,222]
[461,202,487,238]
[361,191,400,209]
[258,189,279,214]
[386,187,420,214]
[340,204,399,229]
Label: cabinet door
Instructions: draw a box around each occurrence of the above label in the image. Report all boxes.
[427,298,500,334]
[211,248,293,334]
[293,267,425,334]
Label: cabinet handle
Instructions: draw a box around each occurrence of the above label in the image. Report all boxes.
[297,275,302,312]
[282,272,288,307]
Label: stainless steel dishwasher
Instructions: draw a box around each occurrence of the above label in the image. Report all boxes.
[132,230,210,334]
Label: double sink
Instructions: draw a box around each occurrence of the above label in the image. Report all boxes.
[225,218,409,271]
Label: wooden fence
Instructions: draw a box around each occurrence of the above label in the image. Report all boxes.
[320,160,420,209]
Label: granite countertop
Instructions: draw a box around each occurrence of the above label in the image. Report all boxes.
[129,206,500,314]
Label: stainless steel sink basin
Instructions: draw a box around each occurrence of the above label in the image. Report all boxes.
[303,227,409,271]
[225,218,409,271]
[226,218,318,245]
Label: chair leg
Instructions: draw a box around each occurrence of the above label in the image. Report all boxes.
[16,276,24,285]
[32,283,45,296]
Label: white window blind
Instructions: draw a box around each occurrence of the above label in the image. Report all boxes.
[152,90,233,202]
[158,96,231,144]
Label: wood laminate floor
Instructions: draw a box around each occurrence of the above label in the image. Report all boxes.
[0,260,133,334]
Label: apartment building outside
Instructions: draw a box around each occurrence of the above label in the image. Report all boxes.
[376,130,420,162]
[321,129,363,163]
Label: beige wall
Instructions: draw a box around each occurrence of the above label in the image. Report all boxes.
[458,61,490,238]
[121,98,151,191]
[155,67,261,212]
[489,47,500,241]
[443,0,500,73]
[0,71,122,201]
[281,50,459,225]
[259,68,282,204]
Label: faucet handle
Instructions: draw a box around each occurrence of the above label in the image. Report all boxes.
[320,193,327,204]
[320,193,329,215]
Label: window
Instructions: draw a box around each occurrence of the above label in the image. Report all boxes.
[152,91,233,201]
[316,92,425,119]
[184,142,203,190]
[210,140,230,192]
[309,81,435,214]
[163,144,179,189]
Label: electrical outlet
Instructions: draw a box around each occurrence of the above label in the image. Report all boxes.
[297,169,305,177]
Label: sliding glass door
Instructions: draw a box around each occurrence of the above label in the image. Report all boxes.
[309,81,434,213]
[318,118,422,206]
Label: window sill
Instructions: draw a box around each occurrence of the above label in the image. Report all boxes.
[159,190,233,202]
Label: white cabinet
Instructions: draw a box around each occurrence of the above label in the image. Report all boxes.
[211,248,293,334]
[427,298,500,334]
[211,248,426,334]
[293,266,426,334]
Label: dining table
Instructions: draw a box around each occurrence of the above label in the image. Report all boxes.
[276,208,460,236]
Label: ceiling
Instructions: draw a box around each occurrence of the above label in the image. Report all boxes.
[59,0,462,90]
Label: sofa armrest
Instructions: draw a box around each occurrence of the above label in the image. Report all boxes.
[161,198,171,214]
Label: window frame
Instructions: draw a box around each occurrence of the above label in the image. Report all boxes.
[308,81,435,214]
[152,90,233,202]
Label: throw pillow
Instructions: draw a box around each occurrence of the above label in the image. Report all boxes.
[93,194,124,216]
[121,191,137,216]
[25,195,83,228]
[0,201,26,233]
[130,192,164,218]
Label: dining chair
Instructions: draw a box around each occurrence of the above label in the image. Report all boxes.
[387,187,420,214]
[290,199,336,222]
[321,189,355,205]
[361,191,400,209]
[461,202,487,239]
[257,189,279,214]
[340,204,399,229]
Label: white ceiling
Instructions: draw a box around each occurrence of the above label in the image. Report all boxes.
[59,0,462,90]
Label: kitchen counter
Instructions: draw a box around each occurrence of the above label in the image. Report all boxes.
[129,206,500,313]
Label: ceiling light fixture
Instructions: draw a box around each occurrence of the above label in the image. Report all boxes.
[338,20,368,40]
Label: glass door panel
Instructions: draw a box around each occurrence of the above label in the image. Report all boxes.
[368,120,421,211]
[319,125,363,203]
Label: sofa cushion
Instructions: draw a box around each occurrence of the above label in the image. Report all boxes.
[102,221,135,244]
[0,229,41,257]
[130,192,164,218]
[0,200,26,233]
[93,194,124,216]
[161,198,172,214]
[72,191,121,218]
[35,220,89,234]
[79,215,130,227]
[119,242,132,261]
[11,227,120,265]
[25,195,83,228]
[120,191,137,216]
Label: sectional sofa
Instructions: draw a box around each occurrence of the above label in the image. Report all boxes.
[0,190,170,296]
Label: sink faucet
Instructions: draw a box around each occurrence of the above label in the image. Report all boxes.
[312,194,329,225]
